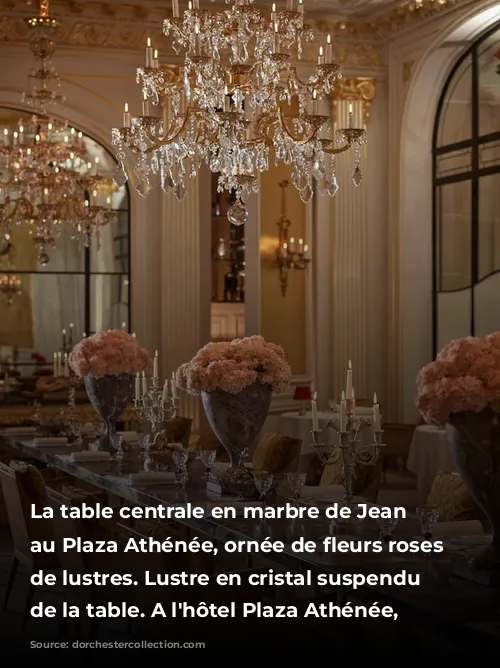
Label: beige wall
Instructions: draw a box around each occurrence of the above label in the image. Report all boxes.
[259,151,307,376]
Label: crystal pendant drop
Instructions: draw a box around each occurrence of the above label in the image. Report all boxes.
[136,179,152,197]
[227,201,248,226]
[174,182,186,200]
[352,166,362,187]
[113,165,128,187]
[326,174,339,197]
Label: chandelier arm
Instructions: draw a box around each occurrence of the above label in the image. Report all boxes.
[322,141,352,156]
[136,108,194,153]
[288,67,316,89]
[278,107,320,145]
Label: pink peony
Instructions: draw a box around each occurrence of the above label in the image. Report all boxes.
[69,331,151,379]
[416,332,500,424]
[176,336,291,396]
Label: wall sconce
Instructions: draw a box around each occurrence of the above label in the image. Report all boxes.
[275,179,311,296]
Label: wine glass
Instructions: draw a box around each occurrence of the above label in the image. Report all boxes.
[417,506,439,539]
[254,473,273,503]
[200,449,216,479]
[286,472,306,502]
[377,516,398,542]
[172,449,189,490]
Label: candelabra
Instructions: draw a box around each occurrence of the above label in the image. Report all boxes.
[310,397,385,515]
[134,378,179,452]
[63,374,82,442]
[275,180,311,296]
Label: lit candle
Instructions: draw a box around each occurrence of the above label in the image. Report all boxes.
[348,102,353,129]
[69,322,74,345]
[351,387,356,412]
[62,328,66,349]
[286,0,293,10]
[57,352,62,377]
[171,371,177,399]
[82,332,87,339]
[123,102,131,128]
[274,22,280,53]
[172,0,179,17]
[142,91,150,116]
[135,372,141,401]
[298,0,303,14]
[141,371,147,395]
[153,350,159,379]
[326,34,332,64]
[132,332,137,338]
[3,129,8,146]
[289,237,295,252]
[194,24,201,56]
[146,37,153,67]
[346,360,353,400]
[340,390,346,432]
[282,242,288,258]
[153,49,159,69]
[312,89,318,114]
[318,46,324,65]
[162,379,169,403]
[64,353,69,377]
[311,391,319,431]
[373,392,381,431]
[53,352,57,377]
[271,2,276,23]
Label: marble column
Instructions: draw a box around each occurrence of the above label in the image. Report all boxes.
[160,168,212,431]
[331,78,376,403]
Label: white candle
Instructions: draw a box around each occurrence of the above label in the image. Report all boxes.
[172,0,179,17]
[135,372,141,401]
[82,332,87,339]
[153,49,159,69]
[373,392,381,432]
[312,89,318,115]
[53,352,57,377]
[286,0,293,10]
[141,371,147,395]
[142,91,150,116]
[57,352,62,377]
[311,391,319,431]
[317,46,324,65]
[351,387,356,412]
[326,34,332,64]
[146,37,153,67]
[153,350,158,379]
[298,0,303,14]
[123,102,131,128]
[162,379,169,403]
[340,390,346,432]
[348,102,353,129]
[271,2,276,23]
[274,23,280,53]
[64,353,69,377]
[171,371,177,399]
[346,360,353,400]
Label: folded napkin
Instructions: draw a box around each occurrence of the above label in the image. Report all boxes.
[4,427,38,434]
[429,520,484,538]
[33,437,68,447]
[71,451,111,462]
[126,471,176,485]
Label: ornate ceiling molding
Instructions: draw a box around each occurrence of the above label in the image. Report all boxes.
[332,77,376,121]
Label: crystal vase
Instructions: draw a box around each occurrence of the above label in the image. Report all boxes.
[201,382,272,470]
[84,373,134,452]
[446,408,500,570]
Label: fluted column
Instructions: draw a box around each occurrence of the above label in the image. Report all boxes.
[331,78,376,403]
[160,169,212,430]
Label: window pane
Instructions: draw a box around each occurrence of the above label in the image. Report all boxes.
[436,181,471,290]
[478,173,500,280]
[90,274,129,333]
[0,273,85,368]
[436,289,472,351]
[436,147,472,178]
[479,139,500,170]
[5,221,85,272]
[90,212,129,274]
[478,28,500,137]
[438,54,472,147]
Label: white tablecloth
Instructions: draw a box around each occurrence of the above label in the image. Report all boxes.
[278,409,374,475]
[407,425,456,505]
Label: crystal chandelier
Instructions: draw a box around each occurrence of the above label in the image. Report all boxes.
[0,0,114,265]
[112,0,366,224]
[0,273,22,306]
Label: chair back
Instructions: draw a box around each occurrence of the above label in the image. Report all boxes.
[0,462,31,565]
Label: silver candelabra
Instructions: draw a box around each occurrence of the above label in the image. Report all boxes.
[134,377,179,451]
[310,398,385,507]
[64,374,82,442]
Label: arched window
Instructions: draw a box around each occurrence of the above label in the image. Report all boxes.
[433,22,500,354]
[0,107,130,372]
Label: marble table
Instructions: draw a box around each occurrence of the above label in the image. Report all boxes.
[2,434,499,652]
[407,425,455,505]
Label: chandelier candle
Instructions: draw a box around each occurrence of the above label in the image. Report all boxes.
[111,0,367,219]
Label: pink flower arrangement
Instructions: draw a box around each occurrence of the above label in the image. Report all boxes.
[69,330,151,379]
[176,336,292,395]
[416,333,500,424]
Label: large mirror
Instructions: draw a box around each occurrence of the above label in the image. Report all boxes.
[0,107,130,376]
